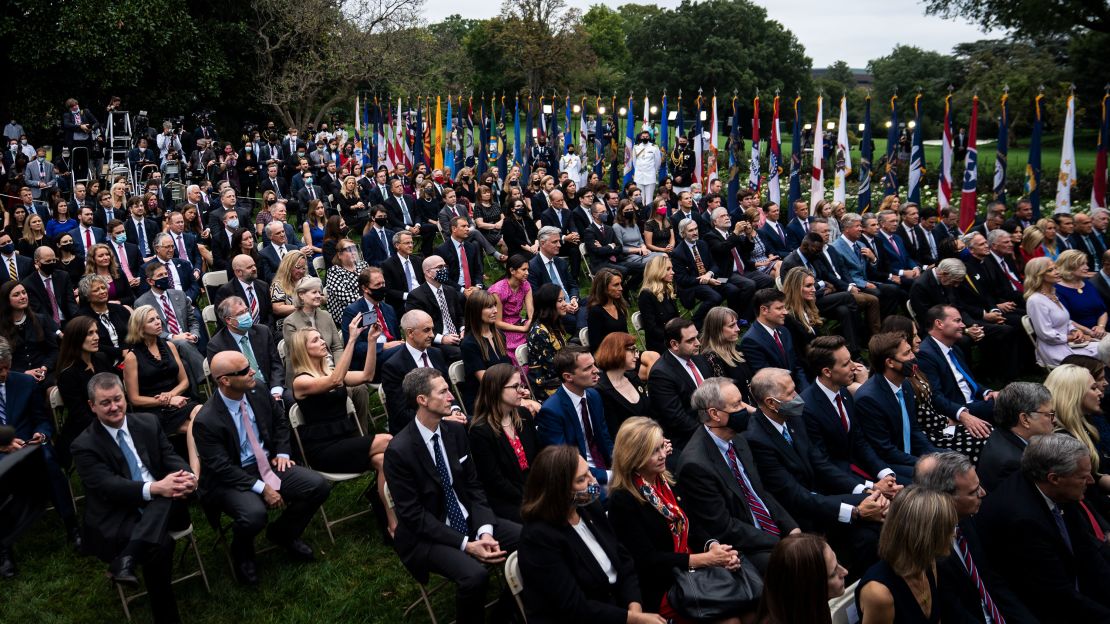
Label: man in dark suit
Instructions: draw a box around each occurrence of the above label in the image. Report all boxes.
[209,209,243,274]
[914,451,1039,624]
[538,189,583,278]
[72,373,197,623]
[404,256,463,362]
[125,198,161,260]
[22,247,79,327]
[0,233,33,282]
[528,227,587,332]
[739,289,810,392]
[646,319,713,452]
[383,178,430,245]
[536,347,614,486]
[916,305,998,428]
[704,206,775,290]
[366,168,390,206]
[214,255,274,328]
[164,211,202,272]
[676,377,800,574]
[672,217,746,325]
[205,188,253,235]
[341,267,405,373]
[72,206,106,260]
[779,233,866,353]
[380,310,452,433]
[435,216,484,293]
[207,296,285,405]
[193,351,331,585]
[933,207,960,243]
[802,335,906,486]
[259,163,288,202]
[978,229,1026,309]
[785,200,813,249]
[362,207,397,267]
[1070,212,1106,271]
[669,190,699,232]
[105,220,144,290]
[961,232,1025,329]
[976,381,1055,491]
[294,170,331,220]
[143,233,200,301]
[745,368,885,570]
[582,202,634,280]
[258,221,303,283]
[381,231,425,311]
[854,332,939,476]
[758,202,792,259]
[976,434,1110,622]
[384,367,520,624]
[897,203,935,267]
[875,209,921,287]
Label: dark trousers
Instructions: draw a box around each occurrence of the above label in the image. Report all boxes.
[116,498,191,624]
[425,520,521,624]
[685,282,741,328]
[0,445,48,548]
[40,443,76,521]
[744,269,776,291]
[723,273,757,320]
[817,291,863,354]
[208,464,331,560]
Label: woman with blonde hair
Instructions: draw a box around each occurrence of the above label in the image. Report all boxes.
[1054,248,1108,334]
[878,194,900,213]
[84,242,135,306]
[699,307,753,400]
[1045,364,1110,493]
[636,254,680,353]
[1018,225,1046,266]
[857,486,956,624]
[781,266,824,350]
[288,316,397,536]
[1037,217,1066,260]
[18,213,48,257]
[608,417,744,622]
[1024,256,1105,367]
[270,250,308,334]
[122,305,202,474]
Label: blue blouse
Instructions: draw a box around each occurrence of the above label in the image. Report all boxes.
[1055,280,1106,329]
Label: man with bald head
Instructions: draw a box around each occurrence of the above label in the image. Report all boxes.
[380,309,453,434]
[213,254,273,327]
[402,255,463,362]
[539,188,583,278]
[192,351,331,585]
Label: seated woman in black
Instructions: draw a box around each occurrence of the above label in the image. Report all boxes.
[636,255,681,354]
[586,268,629,353]
[0,280,59,386]
[608,417,744,623]
[122,304,202,474]
[501,196,539,259]
[76,273,131,366]
[467,363,537,523]
[460,288,512,413]
[518,445,663,624]
[54,316,123,469]
[594,332,651,435]
[288,319,397,535]
[527,283,570,397]
[699,306,754,401]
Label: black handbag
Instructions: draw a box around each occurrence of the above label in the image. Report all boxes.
[666,563,764,620]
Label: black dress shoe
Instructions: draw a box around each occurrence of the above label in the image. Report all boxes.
[66,523,84,552]
[233,559,259,586]
[283,538,315,562]
[0,547,16,579]
[108,555,140,587]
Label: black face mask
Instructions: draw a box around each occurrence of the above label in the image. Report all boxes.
[374,217,389,226]
[340,225,350,236]
[368,287,387,301]
[58,243,75,253]
[38,262,57,276]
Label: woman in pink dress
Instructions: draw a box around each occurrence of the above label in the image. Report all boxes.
[488,254,534,363]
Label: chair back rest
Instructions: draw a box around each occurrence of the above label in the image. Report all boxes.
[578,327,589,347]
[829,579,860,624]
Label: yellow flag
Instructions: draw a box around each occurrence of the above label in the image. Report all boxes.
[434,96,444,170]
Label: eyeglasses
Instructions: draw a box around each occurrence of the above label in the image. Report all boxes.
[1030,410,1057,420]
[625,346,640,354]
[218,365,253,379]
[504,383,523,391]
[339,247,356,253]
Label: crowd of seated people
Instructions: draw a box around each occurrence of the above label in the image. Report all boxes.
[11,115,1110,624]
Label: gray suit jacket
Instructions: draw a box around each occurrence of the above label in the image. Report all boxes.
[135,288,201,338]
[25,159,56,199]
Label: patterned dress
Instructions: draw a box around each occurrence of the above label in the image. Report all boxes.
[325,260,369,325]
[527,322,566,397]
[489,278,531,357]
[910,372,986,463]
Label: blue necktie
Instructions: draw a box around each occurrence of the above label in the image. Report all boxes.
[1052,505,1073,553]
[894,388,912,453]
[781,426,793,446]
[947,350,980,397]
[0,387,7,425]
[431,433,467,534]
[117,429,143,481]
[136,221,148,255]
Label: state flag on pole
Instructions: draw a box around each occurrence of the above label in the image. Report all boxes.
[768,95,782,205]
[858,95,873,211]
[907,94,924,205]
[834,95,852,204]
[707,95,719,185]
[1025,93,1044,219]
[750,95,762,193]
[938,94,954,209]
[959,95,980,233]
[993,92,1008,203]
[693,96,703,185]
[787,96,802,211]
[1094,93,1109,210]
[810,95,825,210]
[623,96,635,186]
[1055,93,1077,214]
[883,95,899,198]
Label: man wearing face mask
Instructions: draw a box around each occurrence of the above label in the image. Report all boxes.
[632,131,661,206]
[854,332,940,475]
[669,134,695,195]
[676,377,798,574]
[135,263,207,388]
[214,255,274,328]
[62,97,99,179]
[22,247,78,327]
[744,368,886,572]
[0,233,32,282]
[530,134,554,173]
[207,296,286,406]
[341,267,405,374]
[209,208,243,273]
[403,255,463,362]
[24,147,56,202]
[362,207,397,267]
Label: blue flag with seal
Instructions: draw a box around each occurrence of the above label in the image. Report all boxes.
[883,95,899,197]
[993,92,1009,203]
[907,94,925,205]
[858,95,873,211]
[1025,93,1044,219]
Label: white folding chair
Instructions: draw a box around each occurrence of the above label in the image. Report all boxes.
[905,299,917,321]
[505,551,527,622]
[312,255,325,278]
[514,344,529,367]
[448,360,468,417]
[201,271,228,299]
[579,242,595,281]
[277,339,287,367]
[1021,315,1054,372]
[115,524,210,621]
[201,305,218,339]
[578,327,589,347]
[829,579,860,624]
[199,359,213,398]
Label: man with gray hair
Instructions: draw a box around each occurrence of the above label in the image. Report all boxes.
[259,220,303,283]
[977,381,1055,490]
[915,451,1036,623]
[144,231,199,300]
[983,227,1025,306]
[676,376,799,573]
[207,295,285,406]
[537,188,583,278]
[527,225,586,332]
[22,245,78,327]
[402,255,462,362]
[672,217,747,324]
[977,433,1110,621]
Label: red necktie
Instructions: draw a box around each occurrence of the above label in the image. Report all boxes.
[84,228,92,250]
[43,277,61,324]
[772,329,787,362]
[887,234,901,256]
[160,294,180,335]
[686,358,704,385]
[955,528,1006,624]
[835,393,850,431]
[732,248,745,273]
[374,304,393,340]
[458,243,472,288]
[580,398,607,470]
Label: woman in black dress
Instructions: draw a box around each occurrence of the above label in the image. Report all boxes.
[335,174,370,236]
[0,280,59,385]
[501,196,539,259]
[288,318,397,535]
[54,232,84,283]
[54,316,122,468]
[84,242,135,307]
[460,289,512,413]
[122,304,202,474]
[585,268,629,352]
[467,363,538,523]
[594,332,651,435]
[699,307,754,402]
[636,255,681,354]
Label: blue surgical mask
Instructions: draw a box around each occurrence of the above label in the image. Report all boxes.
[226,218,239,230]
[114,234,127,245]
[235,313,254,330]
[573,482,601,507]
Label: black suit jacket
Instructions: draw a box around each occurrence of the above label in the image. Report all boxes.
[106,241,143,283]
[976,429,1027,491]
[539,207,578,239]
[384,419,498,582]
[738,323,810,392]
[607,487,693,612]
[467,413,537,522]
[381,346,451,434]
[975,472,1110,623]
[670,239,721,308]
[518,502,641,624]
[213,278,274,328]
[205,326,284,391]
[404,282,463,338]
[937,518,1039,624]
[71,413,190,561]
[646,351,712,450]
[703,227,754,277]
[124,218,160,256]
[800,382,890,480]
[77,303,131,362]
[384,194,419,229]
[916,336,992,421]
[192,386,291,497]
[909,269,967,324]
[853,375,938,468]
[675,427,798,564]
[527,253,580,299]
[260,176,288,200]
[744,411,865,531]
[582,222,624,270]
[21,270,79,323]
[435,238,483,290]
[381,253,425,312]
[361,226,398,267]
[979,252,1024,305]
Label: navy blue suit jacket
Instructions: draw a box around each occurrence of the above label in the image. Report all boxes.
[738,323,810,392]
[71,225,106,259]
[785,217,811,249]
[1,371,50,442]
[853,375,938,468]
[670,239,720,308]
[139,257,199,300]
[361,226,397,267]
[0,254,33,282]
[758,221,791,258]
[537,386,614,484]
[915,337,993,421]
[341,297,400,370]
[875,231,918,275]
[799,382,891,480]
[527,253,580,300]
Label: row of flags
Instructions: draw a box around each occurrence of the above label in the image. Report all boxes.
[351,91,1110,228]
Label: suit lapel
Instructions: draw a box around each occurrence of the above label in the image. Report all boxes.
[699,430,748,503]
[410,423,442,485]
[96,421,131,476]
